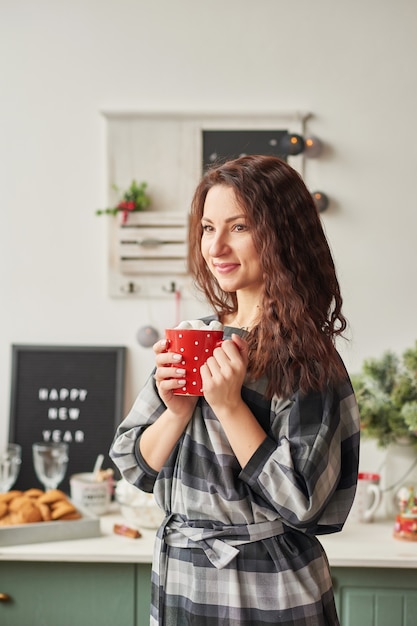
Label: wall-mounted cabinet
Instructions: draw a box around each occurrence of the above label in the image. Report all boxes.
[109,210,189,297]
[102,110,311,298]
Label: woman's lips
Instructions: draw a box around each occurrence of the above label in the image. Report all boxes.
[213,263,240,274]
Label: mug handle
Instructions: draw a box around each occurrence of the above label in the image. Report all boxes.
[363,484,382,521]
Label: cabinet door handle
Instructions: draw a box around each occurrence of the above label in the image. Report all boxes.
[0,592,12,602]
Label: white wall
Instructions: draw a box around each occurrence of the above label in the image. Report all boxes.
[1,0,416,465]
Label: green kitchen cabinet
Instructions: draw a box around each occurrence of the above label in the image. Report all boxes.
[3,560,417,626]
[135,563,152,625]
[0,561,152,626]
[332,567,417,626]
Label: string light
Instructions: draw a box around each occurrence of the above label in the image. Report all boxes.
[136,325,160,347]
[304,136,323,158]
[311,191,329,213]
[280,133,305,156]
[279,133,329,210]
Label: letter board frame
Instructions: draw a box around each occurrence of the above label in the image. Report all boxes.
[8,344,126,492]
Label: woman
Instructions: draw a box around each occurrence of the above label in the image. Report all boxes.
[110,155,360,625]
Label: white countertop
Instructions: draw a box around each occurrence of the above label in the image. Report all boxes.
[321,518,417,568]
[0,507,156,564]
[1,510,417,569]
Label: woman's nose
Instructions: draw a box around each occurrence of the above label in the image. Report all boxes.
[209,232,229,256]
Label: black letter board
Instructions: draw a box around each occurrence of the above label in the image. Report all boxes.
[8,344,126,493]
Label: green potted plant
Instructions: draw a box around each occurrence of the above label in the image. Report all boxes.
[96,180,151,223]
[351,341,417,448]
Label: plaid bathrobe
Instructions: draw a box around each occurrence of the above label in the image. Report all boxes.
[110,325,360,626]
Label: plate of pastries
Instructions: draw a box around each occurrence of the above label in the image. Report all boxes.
[0,488,81,526]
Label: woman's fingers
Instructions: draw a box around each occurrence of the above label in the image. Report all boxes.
[154,335,248,394]
[202,336,248,386]
[152,338,198,420]
[153,338,168,355]
[154,365,186,384]
[212,336,247,368]
[152,339,187,388]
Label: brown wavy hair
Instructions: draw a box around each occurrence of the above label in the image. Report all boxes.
[188,154,348,398]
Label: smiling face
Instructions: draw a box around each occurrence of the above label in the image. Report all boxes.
[201,185,263,298]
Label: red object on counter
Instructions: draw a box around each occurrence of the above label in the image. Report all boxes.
[113,523,142,539]
[393,515,417,541]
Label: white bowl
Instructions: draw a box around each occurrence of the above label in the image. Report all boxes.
[115,480,164,529]
[116,495,164,529]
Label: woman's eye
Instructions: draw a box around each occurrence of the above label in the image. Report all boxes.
[201,222,248,233]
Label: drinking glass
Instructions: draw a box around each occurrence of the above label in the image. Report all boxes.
[0,443,22,493]
[32,442,69,491]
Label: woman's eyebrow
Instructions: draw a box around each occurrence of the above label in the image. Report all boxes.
[202,214,246,223]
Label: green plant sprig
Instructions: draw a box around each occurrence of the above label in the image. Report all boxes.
[352,341,417,448]
[96,180,151,216]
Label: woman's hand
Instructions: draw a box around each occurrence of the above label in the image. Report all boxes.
[153,339,198,421]
[200,334,248,411]
[138,339,198,473]
[200,334,266,467]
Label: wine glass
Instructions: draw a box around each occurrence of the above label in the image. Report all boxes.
[0,443,22,493]
[32,442,69,491]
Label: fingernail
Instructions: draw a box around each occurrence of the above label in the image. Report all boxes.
[176,368,186,375]
[172,354,182,361]
[160,339,167,347]
[177,379,186,386]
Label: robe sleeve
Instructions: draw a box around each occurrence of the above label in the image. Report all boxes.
[109,372,164,493]
[239,377,360,534]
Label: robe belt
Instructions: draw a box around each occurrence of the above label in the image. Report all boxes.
[162,515,285,569]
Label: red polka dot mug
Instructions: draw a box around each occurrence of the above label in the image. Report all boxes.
[165,327,224,395]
